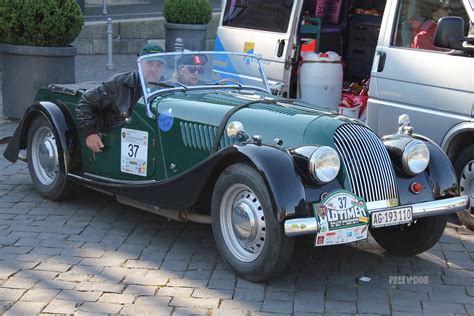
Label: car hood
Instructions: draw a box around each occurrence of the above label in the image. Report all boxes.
[155,89,362,149]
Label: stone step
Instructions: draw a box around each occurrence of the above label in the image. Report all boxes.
[73,12,220,55]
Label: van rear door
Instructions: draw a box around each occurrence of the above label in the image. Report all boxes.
[216,0,302,96]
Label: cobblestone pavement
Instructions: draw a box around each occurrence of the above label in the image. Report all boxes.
[0,56,473,315]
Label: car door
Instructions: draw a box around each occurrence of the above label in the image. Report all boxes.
[215,0,302,95]
[82,101,165,181]
[367,0,473,144]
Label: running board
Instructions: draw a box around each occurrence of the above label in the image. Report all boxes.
[68,172,212,224]
[116,195,212,224]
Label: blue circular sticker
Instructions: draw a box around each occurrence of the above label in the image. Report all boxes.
[158,108,174,132]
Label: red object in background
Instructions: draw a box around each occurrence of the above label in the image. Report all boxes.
[339,79,369,119]
[410,18,442,51]
[301,39,317,53]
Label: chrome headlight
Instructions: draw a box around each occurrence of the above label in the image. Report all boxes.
[309,147,341,183]
[402,140,430,175]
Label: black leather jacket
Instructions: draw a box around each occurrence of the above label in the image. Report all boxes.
[76,71,142,137]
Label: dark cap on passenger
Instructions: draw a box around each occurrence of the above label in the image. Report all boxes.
[177,54,208,66]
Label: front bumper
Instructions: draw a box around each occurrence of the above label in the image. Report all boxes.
[284,195,470,237]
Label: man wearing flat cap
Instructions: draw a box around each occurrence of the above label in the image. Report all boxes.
[76,43,166,153]
[174,54,207,86]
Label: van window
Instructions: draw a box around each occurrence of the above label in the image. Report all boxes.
[392,0,469,51]
[222,0,294,33]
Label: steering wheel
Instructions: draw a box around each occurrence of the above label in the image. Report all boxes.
[215,78,242,86]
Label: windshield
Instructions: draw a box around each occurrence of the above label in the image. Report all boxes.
[137,51,269,101]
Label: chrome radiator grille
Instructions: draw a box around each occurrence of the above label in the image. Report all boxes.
[333,124,398,203]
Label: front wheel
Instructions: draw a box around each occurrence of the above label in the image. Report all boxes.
[454,145,474,230]
[211,163,294,282]
[27,115,74,200]
[370,215,447,256]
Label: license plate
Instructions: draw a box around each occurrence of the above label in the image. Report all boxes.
[371,206,413,228]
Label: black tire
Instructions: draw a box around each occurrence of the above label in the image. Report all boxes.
[370,215,447,256]
[454,145,474,230]
[26,115,74,200]
[211,163,295,282]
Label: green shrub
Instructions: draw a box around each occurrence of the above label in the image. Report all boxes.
[0,0,84,47]
[164,0,212,24]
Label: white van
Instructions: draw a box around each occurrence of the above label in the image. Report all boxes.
[216,0,474,228]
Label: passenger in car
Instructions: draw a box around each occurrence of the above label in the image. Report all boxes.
[76,43,166,153]
[174,54,207,86]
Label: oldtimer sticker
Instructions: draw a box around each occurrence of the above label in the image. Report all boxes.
[120,128,148,177]
[313,190,369,247]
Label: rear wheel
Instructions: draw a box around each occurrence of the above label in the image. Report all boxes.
[454,145,474,230]
[370,215,447,256]
[211,163,294,281]
[27,115,74,200]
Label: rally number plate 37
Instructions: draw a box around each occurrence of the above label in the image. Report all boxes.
[371,206,413,228]
[313,190,369,247]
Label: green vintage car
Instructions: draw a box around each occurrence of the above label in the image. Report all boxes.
[4,52,469,281]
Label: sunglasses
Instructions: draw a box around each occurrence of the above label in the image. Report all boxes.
[185,66,204,74]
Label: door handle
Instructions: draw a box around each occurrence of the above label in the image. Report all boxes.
[277,40,285,57]
[377,51,386,72]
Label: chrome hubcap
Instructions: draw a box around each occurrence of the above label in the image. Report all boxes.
[460,160,474,216]
[31,126,59,185]
[38,140,55,172]
[232,202,256,241]
[220,184,266,262]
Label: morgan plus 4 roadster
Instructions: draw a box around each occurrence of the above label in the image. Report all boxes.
[4,52,470,281]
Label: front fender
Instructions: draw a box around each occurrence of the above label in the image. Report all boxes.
[394,138,459,207]
[234,144,309,221]
[3,101,79,173]
[423,141,459,198]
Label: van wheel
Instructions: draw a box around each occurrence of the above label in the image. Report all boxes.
[370,215,447,256]
[454,145,474,231]
[27,115,74,200]
[211,163,294,282]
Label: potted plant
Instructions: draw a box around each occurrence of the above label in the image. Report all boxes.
[163,0,212,52]
[0,0,83,119]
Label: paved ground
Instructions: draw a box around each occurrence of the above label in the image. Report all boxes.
[0,55,473,315]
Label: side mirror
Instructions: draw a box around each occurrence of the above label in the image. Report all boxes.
[434,16,467,50]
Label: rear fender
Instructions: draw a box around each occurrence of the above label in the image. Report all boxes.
[3,102,80,173]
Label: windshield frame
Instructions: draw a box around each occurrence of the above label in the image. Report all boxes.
[466,0,474,20]
[136,51,271,118]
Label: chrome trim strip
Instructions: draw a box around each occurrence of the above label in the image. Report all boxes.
[69,172,158,186]
[283,196,469,237]
[411,195,469,219]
